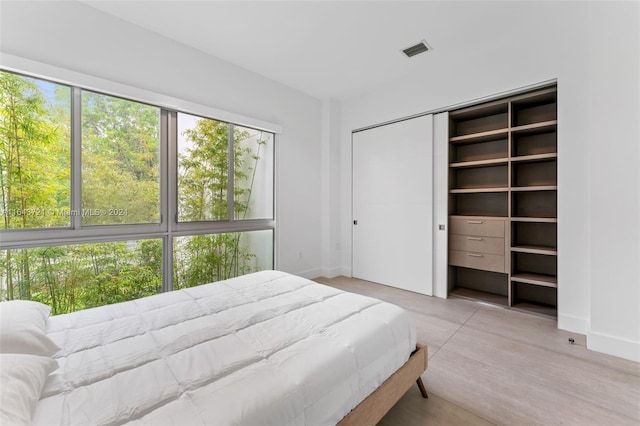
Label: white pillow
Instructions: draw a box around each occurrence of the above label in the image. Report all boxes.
[0,353,58,425]
[0,300,60,356]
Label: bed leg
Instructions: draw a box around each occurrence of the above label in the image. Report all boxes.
[416,377,429,399]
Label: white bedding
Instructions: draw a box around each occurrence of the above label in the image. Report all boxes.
[34,270,416,425]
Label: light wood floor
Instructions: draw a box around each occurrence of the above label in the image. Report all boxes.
[314,276,640,426]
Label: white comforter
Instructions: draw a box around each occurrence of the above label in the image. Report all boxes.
[34,270,416,425]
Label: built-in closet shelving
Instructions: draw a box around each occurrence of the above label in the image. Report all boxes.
[447,86,558,317]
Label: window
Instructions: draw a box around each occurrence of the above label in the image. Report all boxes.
[0,72,71,229]
[0,70,275,313]
[176,117,274,223]
[0,239,162,315]
[173,230,273,289]
[82,91,161,225]
[177,113,229,222]
[234,126,274,220]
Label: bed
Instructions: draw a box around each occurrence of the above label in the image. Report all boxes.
[0,270,427,425]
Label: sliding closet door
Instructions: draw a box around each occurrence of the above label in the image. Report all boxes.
[352,114,433,295]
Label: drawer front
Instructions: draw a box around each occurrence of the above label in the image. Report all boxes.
[449,235,504,255]
[448,250,505,273]
[450,218,505,237]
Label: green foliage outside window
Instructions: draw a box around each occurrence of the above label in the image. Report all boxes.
[0,71,70,230]
[0,241,163,315]
[174,116,269,288]
[82,91,161,225]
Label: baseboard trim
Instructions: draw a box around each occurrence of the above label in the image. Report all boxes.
[339,267,352,277]
[318,266,343,278]
[558,313,589,335]
[292,267,351,280]
[294,268,323,279]
[587,331,640,362]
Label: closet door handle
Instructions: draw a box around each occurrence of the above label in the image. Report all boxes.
[467,237,483,241]
[467,253,484,257]
[467,220,483,224]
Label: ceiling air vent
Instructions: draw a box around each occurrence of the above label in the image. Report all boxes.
[401,40,432,58]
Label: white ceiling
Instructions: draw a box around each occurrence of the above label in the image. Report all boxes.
[80,1,560,101]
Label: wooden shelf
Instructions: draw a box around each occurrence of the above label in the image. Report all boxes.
[450,128,509,144]
[511,153,558,163]
[449,287,508,307]
[511,89,557,127]
[511,120,557,134]
[512,222,557,251]
[511,217,558,223]
[510,87,557,103]
[450,215,508,220]
[511,273,557,288]
[449,99,509,119]
[450,187,509,194]
[511,302,557,318]
[450,158,509,168]
[451,192,508,217]
[511,185,558,192]
[512,190,556,218]
[511,245,557,255]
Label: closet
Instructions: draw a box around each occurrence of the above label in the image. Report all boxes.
[447,86,558,317]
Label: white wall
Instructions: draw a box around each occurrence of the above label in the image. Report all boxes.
[585,1,640,361]
[321,99,343,277]
[0,1,324,277]
[336,1,639,361]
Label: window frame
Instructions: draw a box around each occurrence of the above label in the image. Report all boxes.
[0,65,276,295]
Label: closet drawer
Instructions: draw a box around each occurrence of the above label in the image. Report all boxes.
[448,250,505,273]
[449,235,504,255]
[450,217,505,237]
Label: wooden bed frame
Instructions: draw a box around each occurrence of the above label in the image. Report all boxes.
[338,343,428,425]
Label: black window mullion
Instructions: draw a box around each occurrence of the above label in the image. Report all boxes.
[71,87,82,230]
[161,109,173,293]
[163,235,173,293]
[228,123,235,221]
[168,110,178,227]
